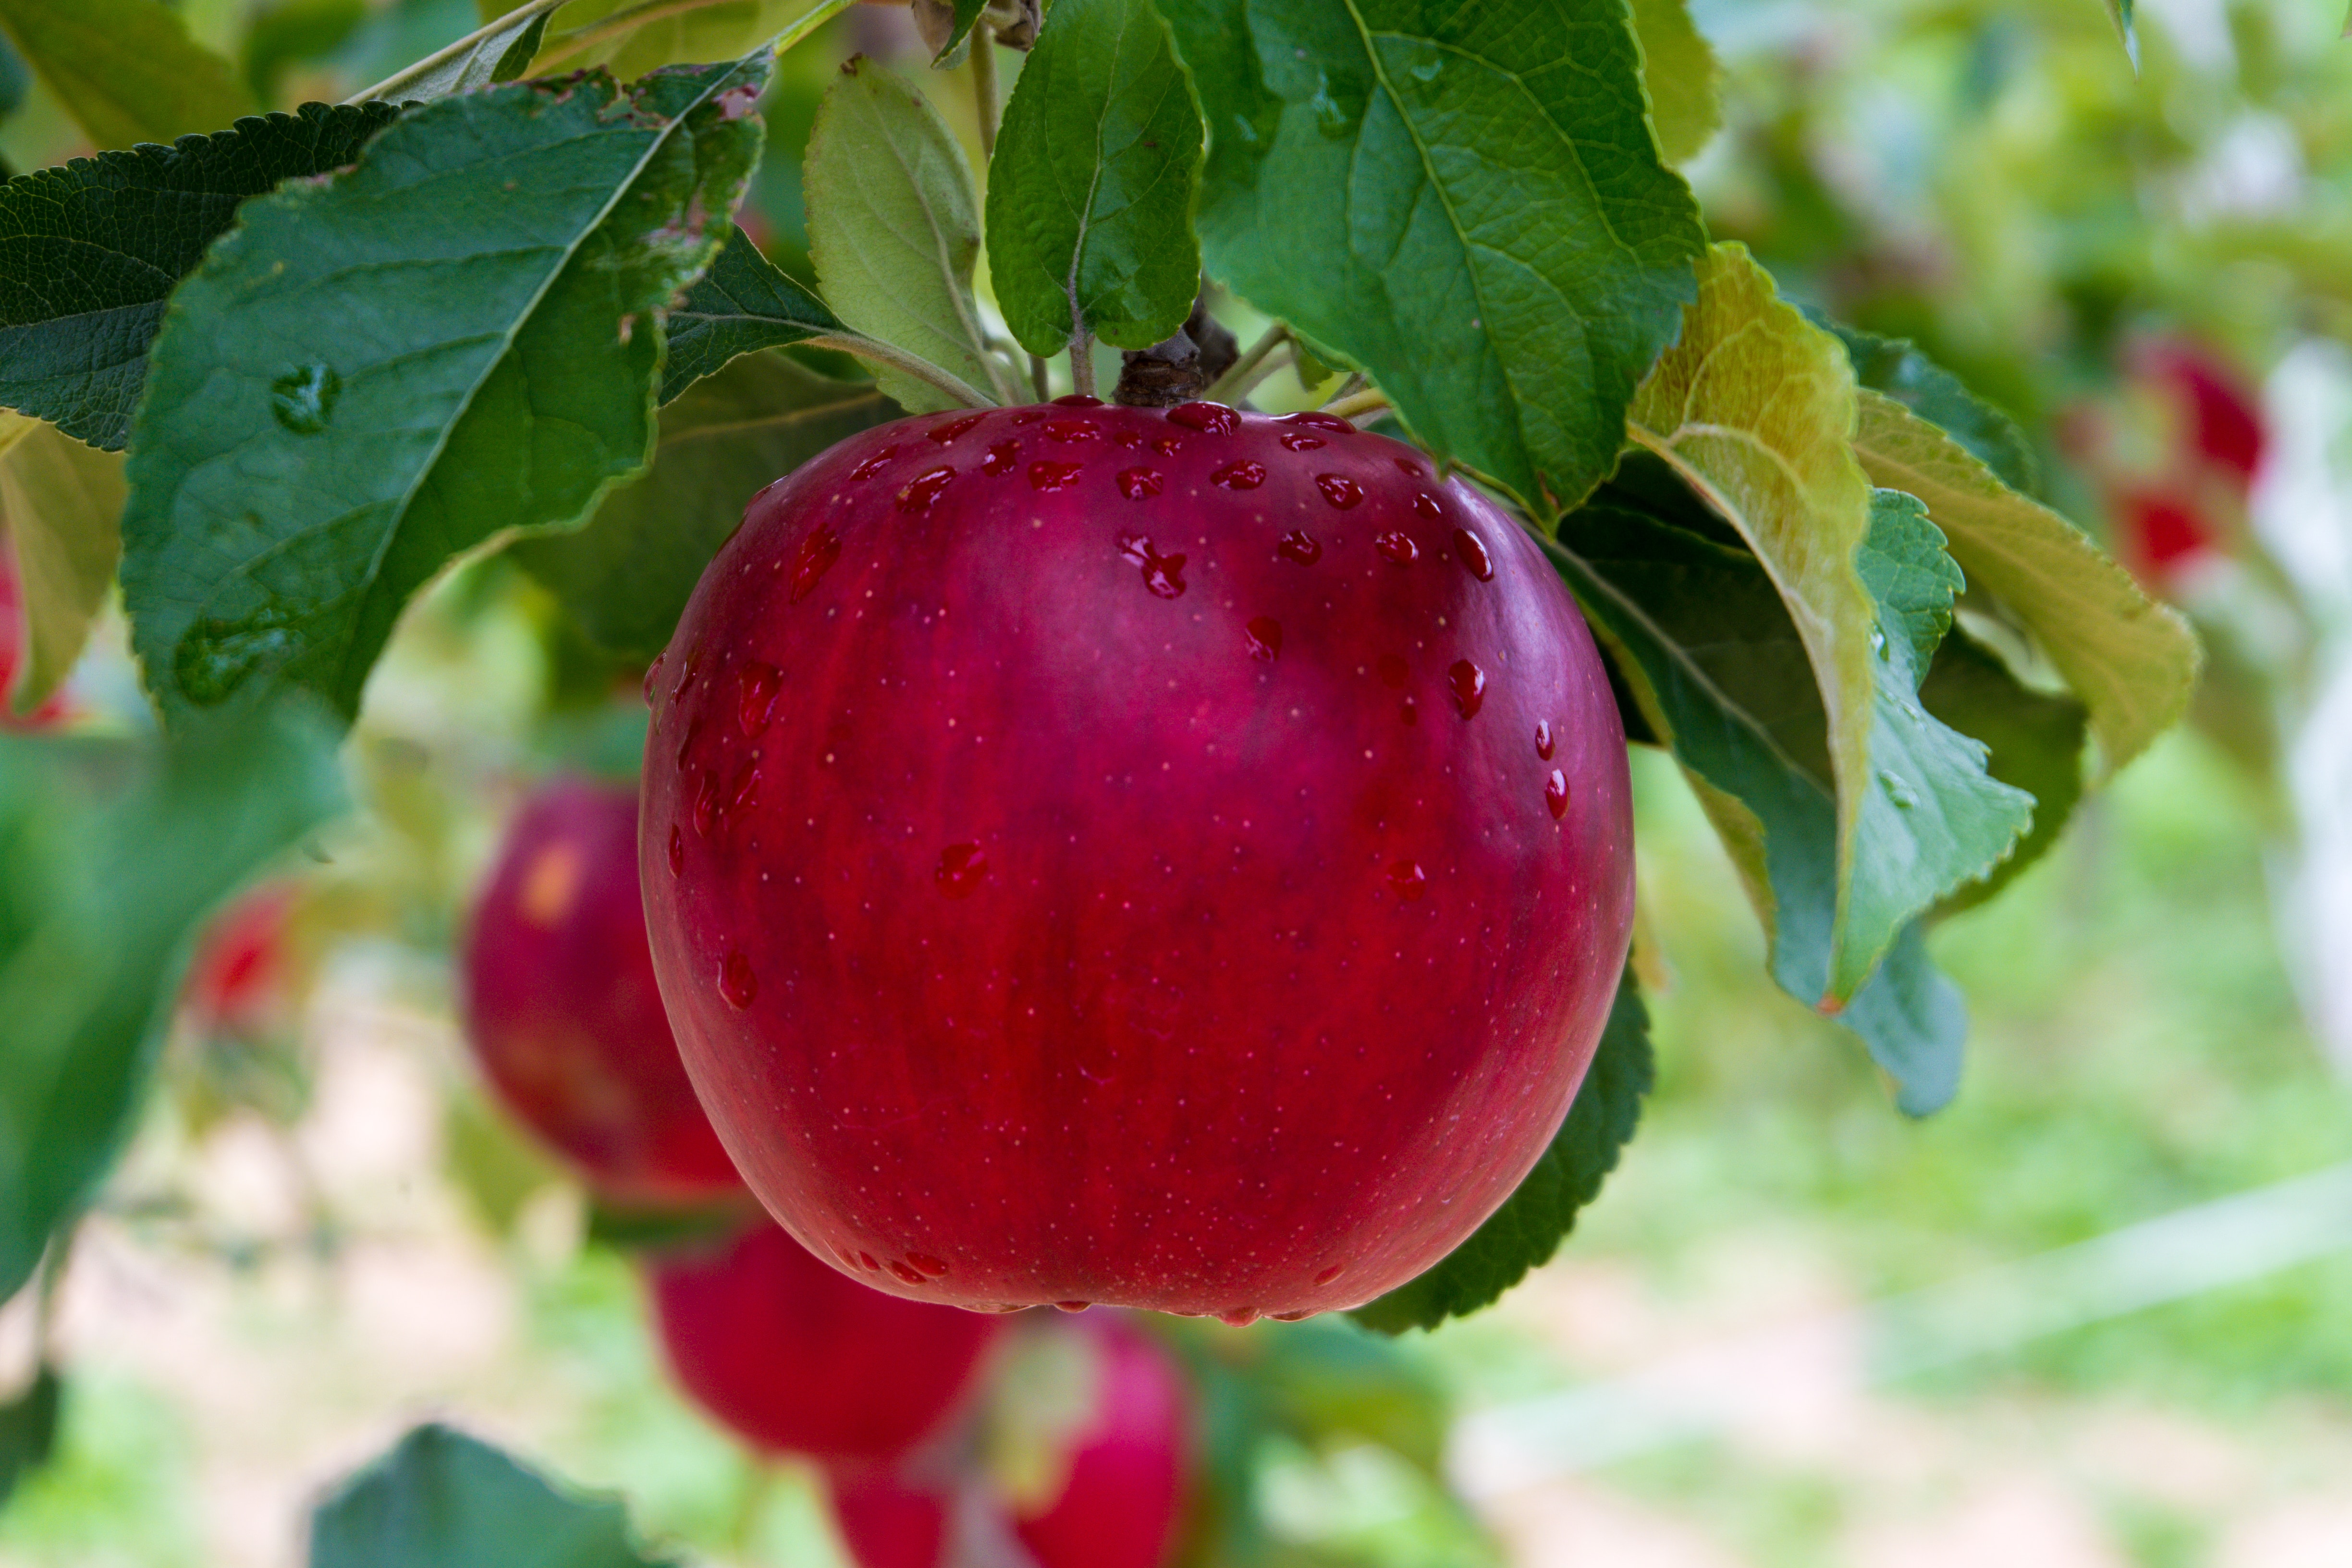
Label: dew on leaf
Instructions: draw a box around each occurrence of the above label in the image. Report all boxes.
[270,364,340,434]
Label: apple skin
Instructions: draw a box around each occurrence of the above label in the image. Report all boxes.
[648,1217,1001,1463]
[827,1467,950,1568]
[1011,1313,1193,1568]
[462,778,743,1205]
[641,399,1634,1319]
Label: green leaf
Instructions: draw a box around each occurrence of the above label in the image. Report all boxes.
[1541,459,1969,1113]
[0,102,401,450]
[1249,1320,1446,1474]
[512,351,893,660]
[1352,970,1652,1334]
[913,0,985,63]
[0,1366,59,1507]
[1849,389,2198,778]
[1630,0,1719,163]
[309,1423,676,1568]
[1628,247,2029,1005]
[381,6,551,100]
[1920,629,2088,914]
[2104,0,2140,71]
[1827,321,2038,496]
[533,0,837,85]
[583,1196,749,1254]
[120,60,770,732]
[805,54,1014,411]
[0,706,343,1303]
[985,0,1204,357]
[659,226,843,404]
[0,0,254,151]
[0,416,124,714]
[1165,0,1705,517]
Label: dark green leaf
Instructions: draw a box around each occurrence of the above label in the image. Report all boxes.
[1828,321,2038,496]
[1253,1321,1446,1472]
[985,0,1204,356]
[1922,629,2088,914]
[804,54,1015,410]
[0,27,30,116]
[1165,0,1705,517]
[1353,971,1652,1334]
[659,226,843,404]
[308,1423,675,1568]
[513,351,893,660]
[0,102,400,450]
[0,706,344,1302]
[584,1198,751,1254]
[120,60,769,732]
[1541,464,1972,1113]
[0,1367,60,1507]
[0,0,255,151]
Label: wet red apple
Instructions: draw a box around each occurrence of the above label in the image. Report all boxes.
[648,1217,1000,1462]
[462,777,742,1204]
[641,398,1634,1319]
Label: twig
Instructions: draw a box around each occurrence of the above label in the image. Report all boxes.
[1323,370,1368,406]
[1323,387,1389,423]
[344,0,572,103]
[1203,323,1287,403]
[970,21,1000,163]
[1069,333,1097,399]
[804,331,999,408]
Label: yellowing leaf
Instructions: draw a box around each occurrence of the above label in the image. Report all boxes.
[1850,388,2198,777]
[1631,0,1720,163]
[0,416,122,714]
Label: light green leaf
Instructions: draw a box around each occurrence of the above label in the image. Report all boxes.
[0,417,123,714]
[310,1424,677,1568]
[2104,0,2140,71]
[659,225,843,403]
[1828,321,2038,496]
[120,59,770,731]
[1850,388,2199,778]
[366,3,552,101]
[531,0,839,82]
[513,352,893,660]
[1543,463,1972,1114]
[1921,629,2088,914]
[1631,0,1719,164]
[1165,0,1705,518]
[0,103,402,451]
[0,0,254,151]
[985,0,1203,357]
[1354,969,1652,1333]
[914,0,986,63]
[805,55,1014,411]
[0,705,343,1304]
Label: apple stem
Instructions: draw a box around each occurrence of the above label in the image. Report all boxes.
[1204,322,1289,403]
[1323,386,1390,423]
[1029,353,1051,401]
[970,19,1000,163]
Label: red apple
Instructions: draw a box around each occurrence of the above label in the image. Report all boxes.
[641,398,1634,1320]
[182,881,300,1041]
[647,1217,1001,1463]
[1009,1313,1192,1568]
[462,777,742,1204]
[828,1467,952,1568]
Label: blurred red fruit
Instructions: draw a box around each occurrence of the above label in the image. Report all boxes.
[182,882,300,1040]
[648,1218,1001,1464]
[641,400,1634,1319]
[1010,1314,1192,1568]
[828,1467,952,1568]
[0,535,72,732]
[2132,338,2266,489]
[462,777,742,1204]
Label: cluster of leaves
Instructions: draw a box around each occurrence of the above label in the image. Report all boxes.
[0,0,2196,1443]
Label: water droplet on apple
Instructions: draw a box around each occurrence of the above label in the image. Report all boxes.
[727,759,760,815]
[738,662,781,737]
[1054,393,1103,408]
[907,1253,950,1278]
[1117,467,1165,501]
[642,656,663,706]
[1116,534,1187,598]
[1277,529,1323,565]
[1535,720,1555,760]
[1055,1299,1092,1312]
[720,952,757,1008]
[858,1252,881,1271]
[1271,1310,1311,1321]
[1029,460,1084,492]
[1388,860,1428,901]
[928,414,984,444]
[982,441,1021,476]
[1287,410,1354,434]
[937,842,990,897]
[668,824,684,875]
[896,464,956,514]
[1453,528,1494,580]
[1167,401,1239,434]
[1545,769,1570,820]
[1314,1264,1344,1285]
[1245,616,1282,661]
[1281,431,1326,452]
[886,1259,925,1284]
[692,770,719,836]
[1151,435,1183,455]
[1448,659,1486,718]
[848,446,898,482]
[1316,473,1364,509]
[1217,1306,1260,1326]
[1043,418,1101,442]
[1413,493,1443,523]
[1376,531,1419,565]
[789,525,843,603]
[1394,458,1425,478]
[1212,459,1267,491]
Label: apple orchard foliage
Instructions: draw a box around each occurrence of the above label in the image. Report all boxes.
[0,0,2200,1553]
